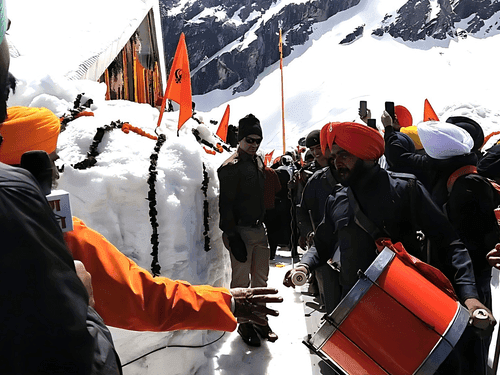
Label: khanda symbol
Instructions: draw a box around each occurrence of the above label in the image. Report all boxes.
[175,69,183,84]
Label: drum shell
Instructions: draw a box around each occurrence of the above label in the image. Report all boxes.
[307,247,469,375]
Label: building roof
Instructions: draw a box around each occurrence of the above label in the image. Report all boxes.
[7,0,166,88]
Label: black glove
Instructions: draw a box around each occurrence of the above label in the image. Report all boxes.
[227,233,247,263]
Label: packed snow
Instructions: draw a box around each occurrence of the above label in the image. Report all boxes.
[6,0,500,374]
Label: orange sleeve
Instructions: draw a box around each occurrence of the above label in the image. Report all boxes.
[65,217,237,332]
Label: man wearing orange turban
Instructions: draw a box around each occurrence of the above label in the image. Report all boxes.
[284,121,494,373]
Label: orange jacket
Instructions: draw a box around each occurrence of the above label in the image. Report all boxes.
[64,217,237,332]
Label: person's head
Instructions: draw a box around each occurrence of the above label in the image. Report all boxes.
[305,129,327,167]
[0,0,11,123]
[303,149,314,164]
[327,122,384,185]
[445,116,484,154]
[0,106,62,186]
[394,105,413,130]
[237,114,262,156]
[417,121,474,160]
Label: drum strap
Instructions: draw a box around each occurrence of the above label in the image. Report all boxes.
[346,188,390,241]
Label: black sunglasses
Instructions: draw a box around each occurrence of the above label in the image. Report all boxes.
[245,137,262,145]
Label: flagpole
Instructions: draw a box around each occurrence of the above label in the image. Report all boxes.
[279,28,286,155]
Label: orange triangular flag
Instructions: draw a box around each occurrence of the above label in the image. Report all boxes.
[264,150,274,166]
[159,33,192,133]
[423,99,439,121]
[216,105,230,142]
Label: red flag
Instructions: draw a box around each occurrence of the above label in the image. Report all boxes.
[157,33,192,132]
[264,150,274,166]
[216,105,230,142]
[423,99,439,122]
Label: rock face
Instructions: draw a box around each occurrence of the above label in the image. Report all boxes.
[159,0,500,95]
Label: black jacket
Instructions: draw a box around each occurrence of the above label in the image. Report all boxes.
[0,162,120,374]
[435,154,500,277]
[217,149,266,234]
[301,164,479,302]
[296,167,338,237]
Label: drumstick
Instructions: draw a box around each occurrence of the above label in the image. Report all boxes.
[492,324,500,375]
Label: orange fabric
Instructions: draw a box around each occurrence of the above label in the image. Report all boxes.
[164,33,192,131]
[401,125,424,150]
[376,239,457,300]
[203,147,216,155]
[74,111,95,118]
[0,106,61,165]
[264,150,274,166]
[321,121,341,155]
[329,122,384,160]
[394,105,412,128]
[216,105,230,143]
[121,123,158,140]
[65,217,237,332]
[423,99,439,121]
[483,131,500,149]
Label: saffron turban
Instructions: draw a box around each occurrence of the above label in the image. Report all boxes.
[395,105,412,128]
[401,125,423,150]
[329,122,384,160]
[320,122,340,155]
[0,106,61,165]
[417,121,474,160]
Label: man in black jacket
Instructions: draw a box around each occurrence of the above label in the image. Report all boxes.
[284,121,495,374]
[218,114,277,346]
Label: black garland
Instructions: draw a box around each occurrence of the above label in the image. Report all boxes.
[147,134,167,276]
[60,93,94,133]
[191,128,231,153]
[201,163,211,252]
[73,120,124,170]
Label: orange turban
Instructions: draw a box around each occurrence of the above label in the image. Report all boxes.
[0,106,61,165]
[395,105,412,128]
[329,122,384,160]
[320,121,341,155]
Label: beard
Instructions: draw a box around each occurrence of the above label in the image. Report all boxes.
[331,158,366,186]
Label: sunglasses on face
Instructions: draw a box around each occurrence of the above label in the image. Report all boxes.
[245,137,262,145]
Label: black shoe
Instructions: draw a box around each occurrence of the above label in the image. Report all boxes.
[237,323,261,347]
[254,323,278,343]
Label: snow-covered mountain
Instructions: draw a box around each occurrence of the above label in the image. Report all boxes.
[160,0,500,95]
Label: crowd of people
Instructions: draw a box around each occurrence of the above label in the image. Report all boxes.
[2,0,500,371]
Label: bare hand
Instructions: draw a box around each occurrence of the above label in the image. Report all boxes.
[486,244,500,269]
[283,265,309,288]
[464,298,496,334]
[359,109,371,124]
[230,287,283,326]
[74,260,95,308]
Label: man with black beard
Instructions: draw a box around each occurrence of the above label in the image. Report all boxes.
[284,122,495,374]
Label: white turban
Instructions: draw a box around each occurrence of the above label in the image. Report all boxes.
[417,121,474,159]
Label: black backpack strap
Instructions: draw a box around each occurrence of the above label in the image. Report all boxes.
[346,187,389,240]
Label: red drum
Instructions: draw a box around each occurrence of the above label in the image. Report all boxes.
[305,247,469,375]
